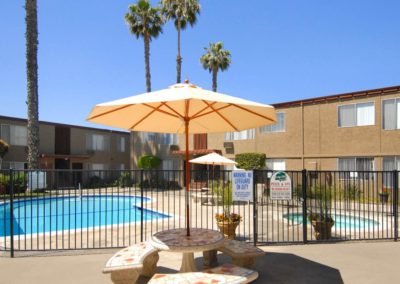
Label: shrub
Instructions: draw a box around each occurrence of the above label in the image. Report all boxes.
[235,153,266,170]
[138,178,181,189]
[137,155,161,169]
[212,181,233,206]
[307,185,334,222]
[87,175,103,188]
[0,173,27,194]
[114,172,134,188]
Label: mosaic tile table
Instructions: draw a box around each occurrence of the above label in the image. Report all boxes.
[150,228,225,272]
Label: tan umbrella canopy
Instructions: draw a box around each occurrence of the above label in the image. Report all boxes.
[87,80,276,236]
[189,152,237,166]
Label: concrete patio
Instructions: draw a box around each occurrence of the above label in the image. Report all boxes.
[1,241,399,284]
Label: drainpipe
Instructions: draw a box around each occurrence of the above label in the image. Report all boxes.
[301,102,305,169]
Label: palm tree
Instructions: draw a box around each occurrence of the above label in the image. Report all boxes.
[200,42,231,92]
[161,0,200,83]
[125,0,163,92]
[26,0,40,169]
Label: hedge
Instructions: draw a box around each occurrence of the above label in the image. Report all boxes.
[235,152,266,170]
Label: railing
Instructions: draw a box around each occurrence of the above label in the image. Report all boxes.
[0,169,398,257]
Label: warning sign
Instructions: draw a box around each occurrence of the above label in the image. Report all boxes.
[232,170,253,201]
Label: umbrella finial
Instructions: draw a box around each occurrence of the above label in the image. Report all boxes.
[184,79,189,84]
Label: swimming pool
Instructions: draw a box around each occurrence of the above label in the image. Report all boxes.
[283,213,380,230]
[0,195,170,237]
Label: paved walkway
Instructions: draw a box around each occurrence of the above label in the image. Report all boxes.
[0,241,399,284]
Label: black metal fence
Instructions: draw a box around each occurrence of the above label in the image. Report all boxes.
[1,169,398,257]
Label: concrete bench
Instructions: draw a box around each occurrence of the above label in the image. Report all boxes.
[219,239,265,268]
[103,242,159,284]
[148,263,258,284]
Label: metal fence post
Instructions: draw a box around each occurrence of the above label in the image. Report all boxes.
[393,170,398,242]
[253,170,258,246]
[140,169,144,242]
[9,168,14,258]
[302,169,308,244]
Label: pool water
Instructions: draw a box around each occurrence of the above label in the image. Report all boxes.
[0,195,169,237]
[283,213,379,230]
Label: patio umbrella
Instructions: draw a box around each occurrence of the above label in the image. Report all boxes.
[189,152,237,167]
[87,80,276,236]
[190,152,237,198]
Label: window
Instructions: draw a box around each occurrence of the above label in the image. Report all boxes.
[224,129,255,141]
[90,163,107,178]
[118,163,125,170]
[139,132,157,142]
[159,133,178,145]
[86,134,109,151]
[338,157,374,179]
[382,98,400,130]
[139,132,178,144]
[260,113,285,133]
[117,136,126,152]
[382,157,400,188]
[0,124,28,146]
[1,161,26,170]
[338,102,375,127]
[266,159,286,171]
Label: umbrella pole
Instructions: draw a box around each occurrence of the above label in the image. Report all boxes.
[185,120,190,236]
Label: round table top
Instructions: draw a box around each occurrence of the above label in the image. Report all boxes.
[150,228,225,253]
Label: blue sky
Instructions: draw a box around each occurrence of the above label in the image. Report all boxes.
[1,0,400,128]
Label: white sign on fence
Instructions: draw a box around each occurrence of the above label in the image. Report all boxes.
[28,171,47,191]
[232,170,253,201]
[270,171,292,200]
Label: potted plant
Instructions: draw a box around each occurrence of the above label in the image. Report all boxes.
[307,185,334,240]
[379,188,390,203]
[213,181,242,239]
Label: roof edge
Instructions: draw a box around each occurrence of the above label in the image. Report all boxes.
[272,85,400,108]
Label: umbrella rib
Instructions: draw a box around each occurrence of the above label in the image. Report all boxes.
[202,100,239,131]
[190,102,217,119]
[191,104,232,119]
[88,104,133,120]
[129,103,163,129]
[162,102,184,119]
[231,104,277,122]
[143,103,180,118]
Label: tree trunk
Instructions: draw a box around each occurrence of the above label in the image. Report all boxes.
[212,68,218,92]
[176,19,182,84]
[144,34,151,92]
[26,0,40,169]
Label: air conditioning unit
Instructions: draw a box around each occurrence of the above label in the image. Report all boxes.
[223,142,234,149]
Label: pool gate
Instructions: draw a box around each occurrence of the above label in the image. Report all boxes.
[0,169,399,257]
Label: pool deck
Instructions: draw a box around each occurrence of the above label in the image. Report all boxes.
[0,241,399,284]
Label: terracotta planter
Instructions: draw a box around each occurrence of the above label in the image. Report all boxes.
[311,219,334,240]
[216,220,240,239]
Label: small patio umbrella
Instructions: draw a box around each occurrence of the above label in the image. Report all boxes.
[189,152,237,167]
[190,152,237,198]
[87,80,276,236]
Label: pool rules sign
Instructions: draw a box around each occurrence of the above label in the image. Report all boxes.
[232,170,253,201]
[270,171,292,200]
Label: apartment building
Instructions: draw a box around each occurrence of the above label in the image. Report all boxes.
[132,85,400,173]
[0,115,130,173]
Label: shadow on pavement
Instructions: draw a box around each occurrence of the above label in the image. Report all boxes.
[252,252,343,284]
